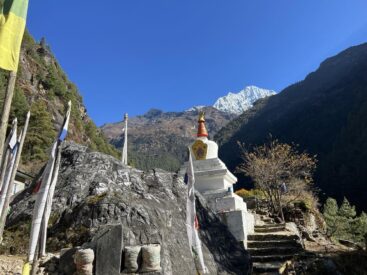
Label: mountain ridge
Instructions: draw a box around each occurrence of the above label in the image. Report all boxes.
[215,42,367,211]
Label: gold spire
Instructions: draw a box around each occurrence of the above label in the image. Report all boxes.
[197,111,208,137]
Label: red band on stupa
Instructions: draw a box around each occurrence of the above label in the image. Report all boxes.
[197,113,208,137]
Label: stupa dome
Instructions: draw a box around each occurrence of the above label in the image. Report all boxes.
[191,112,219,160]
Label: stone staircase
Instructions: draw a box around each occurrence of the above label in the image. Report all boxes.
[248,217,303,274]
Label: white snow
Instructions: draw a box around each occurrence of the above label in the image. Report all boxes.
[213,86,276,114]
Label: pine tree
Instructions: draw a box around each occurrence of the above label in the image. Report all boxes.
[353,211,367,242]
[335,197,357,240]
[323,197,339,237]
[23,100,56,162]
[10,87,29,125]
[338,197,356,218]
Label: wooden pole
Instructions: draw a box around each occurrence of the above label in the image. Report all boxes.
[30,233,41,275]
[40,143,62,257]
[0,111,30,240]
[0,119,17,192]
[122,113,128,165]
[0,71,17,166]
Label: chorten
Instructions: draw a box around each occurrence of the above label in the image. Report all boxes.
[183,112,255,248]
[189,112,236,193]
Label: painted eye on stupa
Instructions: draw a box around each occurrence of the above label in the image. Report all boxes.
[192,140,208,160]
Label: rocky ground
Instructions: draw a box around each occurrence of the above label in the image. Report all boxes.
[0,255,25,274]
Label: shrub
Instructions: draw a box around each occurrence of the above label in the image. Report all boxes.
[235,188,266,199]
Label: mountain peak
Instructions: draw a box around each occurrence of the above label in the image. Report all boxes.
[213,86,276,114]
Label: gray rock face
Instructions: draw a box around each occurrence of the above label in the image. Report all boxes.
[8,142,250,274]
[95,224,123,275]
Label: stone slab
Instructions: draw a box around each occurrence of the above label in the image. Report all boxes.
[96,224,124,275]
[219,210,246,242]
[245,211,255,234]
[216,194,247,212]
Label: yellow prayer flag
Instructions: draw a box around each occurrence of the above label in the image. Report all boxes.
[0,0,28,71]
[22,262,31,275]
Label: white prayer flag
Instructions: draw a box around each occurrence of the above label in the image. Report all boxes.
[0,130,19,217]
[27,102,71,262]
[58,101,71,142]
[185,149,208,274]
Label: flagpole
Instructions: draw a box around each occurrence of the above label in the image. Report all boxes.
[39,143,62,257]
[0,71,17,166]
[27,101,71,266]
[0,111,30,240]
[0,119,17,192]
[122,113,128,165]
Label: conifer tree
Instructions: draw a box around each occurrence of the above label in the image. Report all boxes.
[10,88,29,125]
[338,197,356,218]
[323,197,339,237]
[353,211,367,243]
[335,197,356,240]
[23,100,56,162]
[323,197,367,243]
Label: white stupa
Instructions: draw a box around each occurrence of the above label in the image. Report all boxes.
[183,112,254,248]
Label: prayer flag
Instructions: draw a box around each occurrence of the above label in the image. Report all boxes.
[185,150,208,274]
[58,101,71,141]
[27,102,71,263]
[0,0,29,71]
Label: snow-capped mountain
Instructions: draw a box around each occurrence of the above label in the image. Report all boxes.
[213,86,276,114]
[185,105,206,112]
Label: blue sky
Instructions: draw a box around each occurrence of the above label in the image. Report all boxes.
[27,1,367,125]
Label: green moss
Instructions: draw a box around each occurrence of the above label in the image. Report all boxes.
[0,221,31,254]
[86,193,107,205]
[48,213,60,227]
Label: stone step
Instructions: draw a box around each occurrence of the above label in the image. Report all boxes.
[255,227,285,233]
[255,224,285,229]
[251,254,295,263]
[248,240,301,249]
[248,234,299,242]
[253,261,283,273]
[248,246,301,256]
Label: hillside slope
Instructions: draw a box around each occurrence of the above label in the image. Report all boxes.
[215,42,367,211]
[102,107,235,171]
[0,31,118,174]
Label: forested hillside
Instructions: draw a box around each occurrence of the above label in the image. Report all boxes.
[102,107,235,171]
[215,42,367,211]
[0,31,118,174]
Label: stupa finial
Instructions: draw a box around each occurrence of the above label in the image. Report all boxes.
[197,111,208,137]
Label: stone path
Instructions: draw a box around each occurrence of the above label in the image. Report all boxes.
[248,216,303,274]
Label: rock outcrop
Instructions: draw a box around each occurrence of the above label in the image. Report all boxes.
[7,142,251,274]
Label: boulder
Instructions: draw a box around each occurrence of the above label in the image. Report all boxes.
[95,224,123,275]
[8,142,251,274]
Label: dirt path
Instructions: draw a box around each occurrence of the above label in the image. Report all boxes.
[0,255,25,275]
